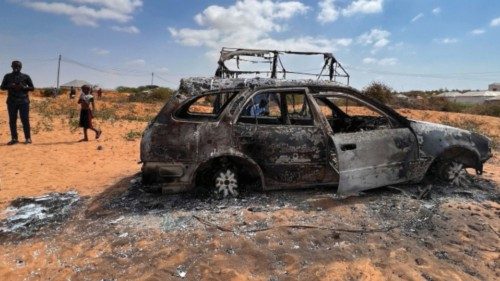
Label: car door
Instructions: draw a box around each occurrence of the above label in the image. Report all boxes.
[234,88,332,189]
[312,93,419,193]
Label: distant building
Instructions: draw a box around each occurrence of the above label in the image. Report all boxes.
[485,96,500,105]
[60,79,93,88]
[437,91,500,105]
[489,83,500,91]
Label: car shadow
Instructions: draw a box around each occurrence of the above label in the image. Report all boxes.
[83,174,405,220]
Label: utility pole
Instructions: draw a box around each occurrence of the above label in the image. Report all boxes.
[56,54,61,92]
[151,72,154,86]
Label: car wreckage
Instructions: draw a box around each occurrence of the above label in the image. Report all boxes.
[140,48,492,197]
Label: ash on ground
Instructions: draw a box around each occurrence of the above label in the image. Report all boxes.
[1,175,498,280]
[94,174,498,234]
[0,191,80,240]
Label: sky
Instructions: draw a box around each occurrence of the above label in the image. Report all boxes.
[0,0,499,91]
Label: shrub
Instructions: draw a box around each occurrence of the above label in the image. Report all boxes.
[68,118,80,133]
[40,88,56,97]
[128,87,174,103]
[362,81,394,104]
[116,86,137,93]
[39,88,68,97]
[116,85,160,94]
[124,130,142,141]
[93,105,118,122]
[466,104,500,117]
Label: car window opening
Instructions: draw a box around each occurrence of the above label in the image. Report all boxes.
[238,92,313,126]
[314,96,392,133]
[176,91,238,121]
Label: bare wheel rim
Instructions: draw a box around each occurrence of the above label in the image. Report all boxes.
[215,169,238,197]
[443,162,470,187]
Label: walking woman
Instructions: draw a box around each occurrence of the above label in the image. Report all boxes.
[78,85,102,141]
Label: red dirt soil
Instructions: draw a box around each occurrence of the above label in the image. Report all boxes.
[0,93,498,280]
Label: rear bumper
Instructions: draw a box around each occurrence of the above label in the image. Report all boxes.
[142,162,195,193]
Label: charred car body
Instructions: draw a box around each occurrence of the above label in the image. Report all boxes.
[140,49,492,197]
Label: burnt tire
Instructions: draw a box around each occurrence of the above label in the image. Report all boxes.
[213,167,240,198]
[434,160,470,187]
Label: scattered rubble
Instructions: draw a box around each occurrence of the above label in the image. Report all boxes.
[0,174,497,280]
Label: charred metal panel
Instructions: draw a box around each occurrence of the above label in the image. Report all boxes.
[234,123,334,189]
[334,128,418,193]
[141,121,200,163]
[195,121,235,163]
[410,120,489,161]
[214,47,350,84]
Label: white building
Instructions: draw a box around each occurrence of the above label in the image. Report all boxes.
[489,83,500,91]
[437,91,500,105]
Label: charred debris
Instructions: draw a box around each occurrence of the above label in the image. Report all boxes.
[214,47,350,84]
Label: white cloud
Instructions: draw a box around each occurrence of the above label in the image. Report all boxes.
[434,38,458,44]
[342,0,384,17]
[362,57,377,64]
[126,59,146,67]
[317,0,384,23]
[387,42,404,51]
[470,29,485,35]
[156,67,169,73]
[491,17,500,27]
[432,7,441,15]
[73,0,142,14]
[363,57,397,66]
[190,0,308,35]
[378,57,398,66]
[91,47,110,55]
[111,25,140,34]
[411,13,424,23]
[169,0,352,56]
[16,0,142,27]
[317,0,339,24]
[168,28,220,47]
[357,28,390,49]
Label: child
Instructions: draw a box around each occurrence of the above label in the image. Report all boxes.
[78,85,102,141]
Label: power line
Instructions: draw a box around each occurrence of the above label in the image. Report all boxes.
[344,65,499,82]
[60,56,181,87]
[61,56,150,77]
[155,74,176,84]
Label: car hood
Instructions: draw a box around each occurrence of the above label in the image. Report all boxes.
[410,120,470,135]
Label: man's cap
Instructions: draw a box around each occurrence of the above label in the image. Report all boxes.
[11,61,22,68]
[81,85,91,90]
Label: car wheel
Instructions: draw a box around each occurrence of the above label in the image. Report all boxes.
[436,160,470,187]
[213,168,239,198]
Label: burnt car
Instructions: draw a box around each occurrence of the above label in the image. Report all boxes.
[140,49,492,197]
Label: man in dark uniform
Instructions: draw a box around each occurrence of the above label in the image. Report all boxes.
[1,61,34,145]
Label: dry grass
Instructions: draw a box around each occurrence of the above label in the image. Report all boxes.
[29,92,163,134]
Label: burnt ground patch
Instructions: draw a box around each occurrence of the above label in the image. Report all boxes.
[0,174,498,280]
[0,191,83,242]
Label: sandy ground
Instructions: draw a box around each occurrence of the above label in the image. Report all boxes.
[0,93,498,280]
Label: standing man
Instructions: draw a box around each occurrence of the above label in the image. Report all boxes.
[1,61,34,145]
[69,86,76,99]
